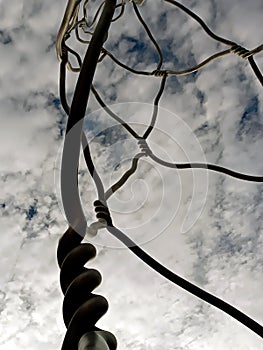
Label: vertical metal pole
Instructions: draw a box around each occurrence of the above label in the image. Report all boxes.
[58,1,118,349]
[61,0,117,238]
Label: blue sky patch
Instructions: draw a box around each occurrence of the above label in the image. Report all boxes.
[240,96,258,125]
[237,96,263,140]
[122,35,146,53]
[26,205,37,220]
[0,30,12,44]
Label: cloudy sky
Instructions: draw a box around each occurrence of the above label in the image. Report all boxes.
[1,0,263,349]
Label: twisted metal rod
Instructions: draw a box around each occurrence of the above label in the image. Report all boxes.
[57,227,117,350]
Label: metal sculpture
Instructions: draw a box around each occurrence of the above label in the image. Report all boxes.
[57,226,117,350]
[56,0,263,348]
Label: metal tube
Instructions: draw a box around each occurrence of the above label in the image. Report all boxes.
[60,0,117,237]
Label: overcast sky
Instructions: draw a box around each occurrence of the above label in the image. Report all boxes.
[1,0,263,349]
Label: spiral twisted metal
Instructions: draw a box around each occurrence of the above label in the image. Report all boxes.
[57,226,117,350]
[86,200,112,237]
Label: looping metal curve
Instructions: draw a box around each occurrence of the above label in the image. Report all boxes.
[94,200,113,225]
[57,227,117,350]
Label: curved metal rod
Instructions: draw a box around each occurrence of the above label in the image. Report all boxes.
[61,0,117,236]
[81,132,106,202]
[57,227,117,350]
[102,33,262,83]
[64,42,82,72]
[83,0,89,20]
[67,5,80,34]
[60,57,263,199]
[101,47,152,75]
[102,47,233,77]
[164,0,263,86]
[59,53,107,204]
[91,84,140,139]
[106,224,263,339]
[132,1,163,70]
[86,1,106,29]
[164,49,231,75]
[104,153,144,200]
[90,83,263,183]
[59,57,70,115]
[75,24,91,44]
[112,1,125,22]
[72,17,92,44]
[164,0,235,46]
[56,0,82,62]
[59,0,263,232]
[143,72,167,139]
[59,44,143,204]
[248,56,263,87]
[148,152,263,182]
[57,2,263,348]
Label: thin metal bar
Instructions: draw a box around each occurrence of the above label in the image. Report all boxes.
[248,56,263,87]
[105,153,144,200]
[148,152,263,182]
[143,72,167,139]
[91,85,140,139]
[106,225,263,339]
[132,1,163,70]
[56,0,82,62]
[164,0,235,46]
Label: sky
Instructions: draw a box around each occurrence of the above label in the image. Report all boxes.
[0,0,263,349]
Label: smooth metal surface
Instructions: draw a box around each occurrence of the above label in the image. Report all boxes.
[60,0,117,238]
[78,332,110,350]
